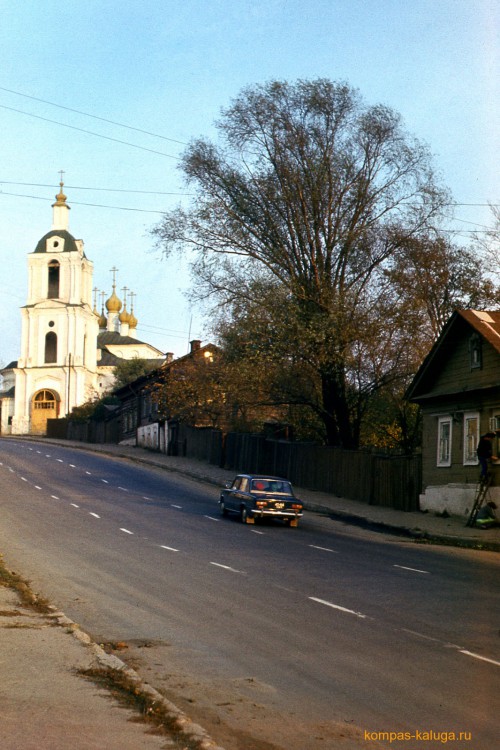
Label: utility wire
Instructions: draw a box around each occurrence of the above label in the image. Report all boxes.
[0,180,191,196]
[0,85,188,146]
[0,103,182,159]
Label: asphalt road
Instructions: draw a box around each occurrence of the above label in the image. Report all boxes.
[0,438,498,750]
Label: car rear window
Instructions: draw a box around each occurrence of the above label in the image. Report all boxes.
[251,479,292,494]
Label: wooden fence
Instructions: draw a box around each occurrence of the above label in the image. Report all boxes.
[177,426,421,511]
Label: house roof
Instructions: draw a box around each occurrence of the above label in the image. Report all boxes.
[0,385,15,398]
[407,309,500,402]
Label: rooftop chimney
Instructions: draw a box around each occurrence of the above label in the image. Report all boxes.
[190,339,201,352]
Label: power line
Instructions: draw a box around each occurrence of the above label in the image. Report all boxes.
[0,85,189,146]
[0,103,182,160]
[0,180,191,196]
[0,190,166,213]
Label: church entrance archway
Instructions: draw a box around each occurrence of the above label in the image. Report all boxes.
[31,389,59,435]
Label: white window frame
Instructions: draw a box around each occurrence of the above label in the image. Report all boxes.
[463,412,479,465]
[437,416,452,467]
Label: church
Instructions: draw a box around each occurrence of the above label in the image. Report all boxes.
[0,182,165,435]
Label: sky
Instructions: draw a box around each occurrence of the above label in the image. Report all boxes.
[0,0,498,367]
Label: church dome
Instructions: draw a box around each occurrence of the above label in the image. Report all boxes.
[34,229,78,253]
[119,306,131,324]
[128,311,138,329]
[105,288,122,313]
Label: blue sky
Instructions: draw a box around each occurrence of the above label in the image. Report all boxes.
[0,0,498,365]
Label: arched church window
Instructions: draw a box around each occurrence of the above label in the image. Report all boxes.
[48,260,60,298]
[45,331,57,363]
[33,390,56,410]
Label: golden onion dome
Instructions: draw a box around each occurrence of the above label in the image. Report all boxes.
[105,288,122,313]
[119,306,131,324]
[128,310,138,328]
[98,310,107,328]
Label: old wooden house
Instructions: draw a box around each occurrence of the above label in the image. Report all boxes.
[407,309,500,516]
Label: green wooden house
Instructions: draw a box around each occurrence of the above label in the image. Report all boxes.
[407,310,500,516]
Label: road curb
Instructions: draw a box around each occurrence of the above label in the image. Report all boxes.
[48,607,227,750]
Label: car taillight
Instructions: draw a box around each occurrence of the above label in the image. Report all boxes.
[291,504,302,510]
[256,501,268,508]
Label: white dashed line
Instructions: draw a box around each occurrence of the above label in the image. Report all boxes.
[56,459,64,463]
[204,515,219,521]
[160,545,179,552]
[71,503,79,508]
[120,528,134,535]
[34,486,42,490]
[394,565,429,574]
[89,512,101,519]
[101,479,109,484]
[143,496,151,500]
[251,529,265,535]
[51,495,59,500]
[86,471,92,475]
[69,464,76,468]
[21,477,27,482]
[309,545,338,553]
[309,597,368,619]
[45,454,51,458]
[171,504,182,509]
[210,562,242,574]
[459,650,500,668]
[118,486,129,492]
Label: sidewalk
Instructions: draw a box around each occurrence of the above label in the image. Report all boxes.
[37,438,500,553]
[1,438,498,750]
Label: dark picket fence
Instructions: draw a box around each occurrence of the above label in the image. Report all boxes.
[47,419,421,511]
[177,426,421,511]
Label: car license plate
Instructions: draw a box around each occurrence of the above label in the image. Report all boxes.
[274,502,285,509]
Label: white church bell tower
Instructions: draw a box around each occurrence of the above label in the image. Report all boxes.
[12,181,99,434]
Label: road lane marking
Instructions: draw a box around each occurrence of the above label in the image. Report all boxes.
[210,562,242,574]
[89,512,100,518]
[69,464,76,468]
[160,545,179,552]
[459,650,500,668]
[34,486,42,490]
[309,597,368,619]
[71,503,79,508]
[251,529,265,535]
[51,495,59,500]
[56,459,64,463]
[143,496,151,500]
[171,504,182,509]
[118,486,129,492]
[101,479,109,484]
[120,528,134,535]
[86,471,92,475]
[309,545,338,553]
[205,515,219,521]
[21,477,27,482]
[394,564,429,574]
[45,454,51,458]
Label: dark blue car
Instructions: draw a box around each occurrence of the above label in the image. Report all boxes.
[219,474,303,527]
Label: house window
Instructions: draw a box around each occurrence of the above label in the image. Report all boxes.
[437,416,452,466]
[469,334,482,370]
[463,412,479,465]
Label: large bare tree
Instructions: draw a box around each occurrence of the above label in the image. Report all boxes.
[153,79,449,447]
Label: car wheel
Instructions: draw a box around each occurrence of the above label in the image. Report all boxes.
[241,506,253,524]
[220,499,228,516]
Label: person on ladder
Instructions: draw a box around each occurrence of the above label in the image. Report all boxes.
[477,432,497,479]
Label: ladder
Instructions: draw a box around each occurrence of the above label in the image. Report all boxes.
[466,473,492,527]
